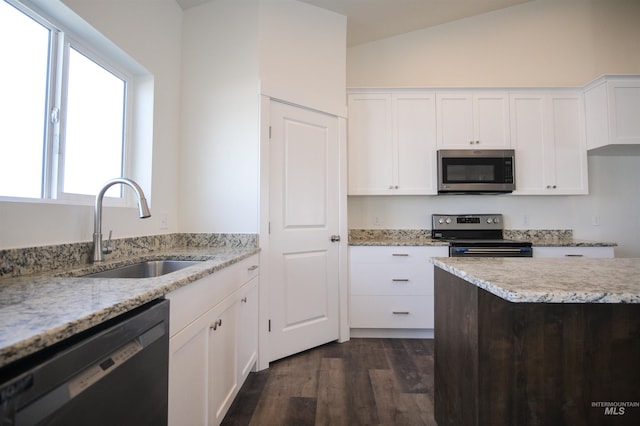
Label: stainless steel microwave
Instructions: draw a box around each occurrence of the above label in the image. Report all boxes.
[437,149,515,194]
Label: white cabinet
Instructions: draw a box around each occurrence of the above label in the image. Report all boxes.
[510,91,588,195]
[208,295,238,425]
[436,91,511,149]
[533,246,614,258]
[584,76,640,150]
[236,276,259,385]
[349,246,448,334]
[167,255,259,426]
[348,91,437,195]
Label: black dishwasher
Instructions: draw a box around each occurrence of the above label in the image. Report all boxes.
[0,299,169,426]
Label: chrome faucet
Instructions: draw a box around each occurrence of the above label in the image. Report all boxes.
[93,178,151,263]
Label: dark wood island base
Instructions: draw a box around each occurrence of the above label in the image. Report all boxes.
[434,268,640,426]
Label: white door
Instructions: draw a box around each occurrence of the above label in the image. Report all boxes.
[268,101,340,362]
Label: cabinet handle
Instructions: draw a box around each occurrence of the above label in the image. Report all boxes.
[392,278,409,282]
[392,311,410,315]
[546,185,557,189]
[210,319,222,330]
[392,253,409,257]
[241,297,248,303]
[388,185,394,189]
[248,265,259,271]
[564,254,584,257]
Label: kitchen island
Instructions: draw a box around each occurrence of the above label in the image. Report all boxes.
[431,257,640,426]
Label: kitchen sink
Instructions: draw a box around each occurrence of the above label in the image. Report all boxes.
[84,260,203,279]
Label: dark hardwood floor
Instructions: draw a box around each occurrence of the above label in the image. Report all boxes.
[221,338,436,426]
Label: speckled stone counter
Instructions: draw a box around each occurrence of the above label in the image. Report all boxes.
[349,229,617,248]
[431,257,640,303]
[349,229,448,246]
[0,234,259,369]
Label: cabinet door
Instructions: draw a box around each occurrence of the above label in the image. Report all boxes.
[208,296,238,426]
[437,91,510,148]
[236,277,259,385]
[394,93,438,194]
[510,94,548,194]
[585,78,640,149]
[548,94,588,194]
[474,92,511,148]
[168,312,211,426]
[607,80,640,145]
[436,93,474,148]
[348,93,393,194]
[511,92,588,195]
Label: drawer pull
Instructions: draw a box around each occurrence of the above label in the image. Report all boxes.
[392,279,409,282]
[564,254,584,257]
[248,265,259,271]
[392,311,410,315]
[392,253,409,257]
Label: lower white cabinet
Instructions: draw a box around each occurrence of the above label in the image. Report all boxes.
[166,255,259,426]
[533,246,615,258]
[349,246,448,333]
[236,277,259,385]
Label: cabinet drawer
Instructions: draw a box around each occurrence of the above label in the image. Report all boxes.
[167,255,259,337]
[350,263,433,295]
[533,246,614,258]
[350,295,434,329]
[349,245,448,264]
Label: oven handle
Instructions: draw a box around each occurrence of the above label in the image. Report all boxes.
[453,247,532,254]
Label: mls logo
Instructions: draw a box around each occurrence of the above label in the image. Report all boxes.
[604,406,625,416]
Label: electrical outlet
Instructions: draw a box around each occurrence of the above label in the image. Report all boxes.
[523,215,529,226]
[373,216,382,226]
[160,212,169,230]
[592,215,600,226]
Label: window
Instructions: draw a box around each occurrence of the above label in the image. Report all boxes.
[0,0,132,201]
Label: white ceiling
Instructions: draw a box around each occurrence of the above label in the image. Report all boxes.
[176,0,534,47]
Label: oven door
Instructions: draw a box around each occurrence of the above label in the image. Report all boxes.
[450,246,533,257]
[437,149,515,193]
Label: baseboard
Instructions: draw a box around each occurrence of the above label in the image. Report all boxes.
[349,328,434,339]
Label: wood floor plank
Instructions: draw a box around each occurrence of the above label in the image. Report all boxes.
[222,338,435,425]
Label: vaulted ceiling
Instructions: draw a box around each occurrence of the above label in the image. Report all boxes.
[176,0,534,47]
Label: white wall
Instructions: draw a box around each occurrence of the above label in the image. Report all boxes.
[347,0,640,87]
[0,0,183,249]
[259,0,347,116]
[179,0,261,234]
[179,0,346,234]
[346,0,640,257]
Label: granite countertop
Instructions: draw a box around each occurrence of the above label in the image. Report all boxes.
[348,229,617,247]
[431,257,640,304]
[0,246,259,369]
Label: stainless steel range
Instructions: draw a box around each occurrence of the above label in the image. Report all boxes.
[431,214,533,257]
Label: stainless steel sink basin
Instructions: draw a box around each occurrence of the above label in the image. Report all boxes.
[84,260,202,278]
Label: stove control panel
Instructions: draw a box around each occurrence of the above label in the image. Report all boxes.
[432,214,504,231]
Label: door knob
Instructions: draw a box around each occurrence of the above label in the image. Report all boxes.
[330,235,341,242]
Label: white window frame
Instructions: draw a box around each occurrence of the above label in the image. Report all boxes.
[1,0,146,208]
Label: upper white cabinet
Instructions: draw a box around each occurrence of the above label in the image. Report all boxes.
[348,91,437,195]
[584,76,640,150]
[510,91,588,195]
[436,91,511,149]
